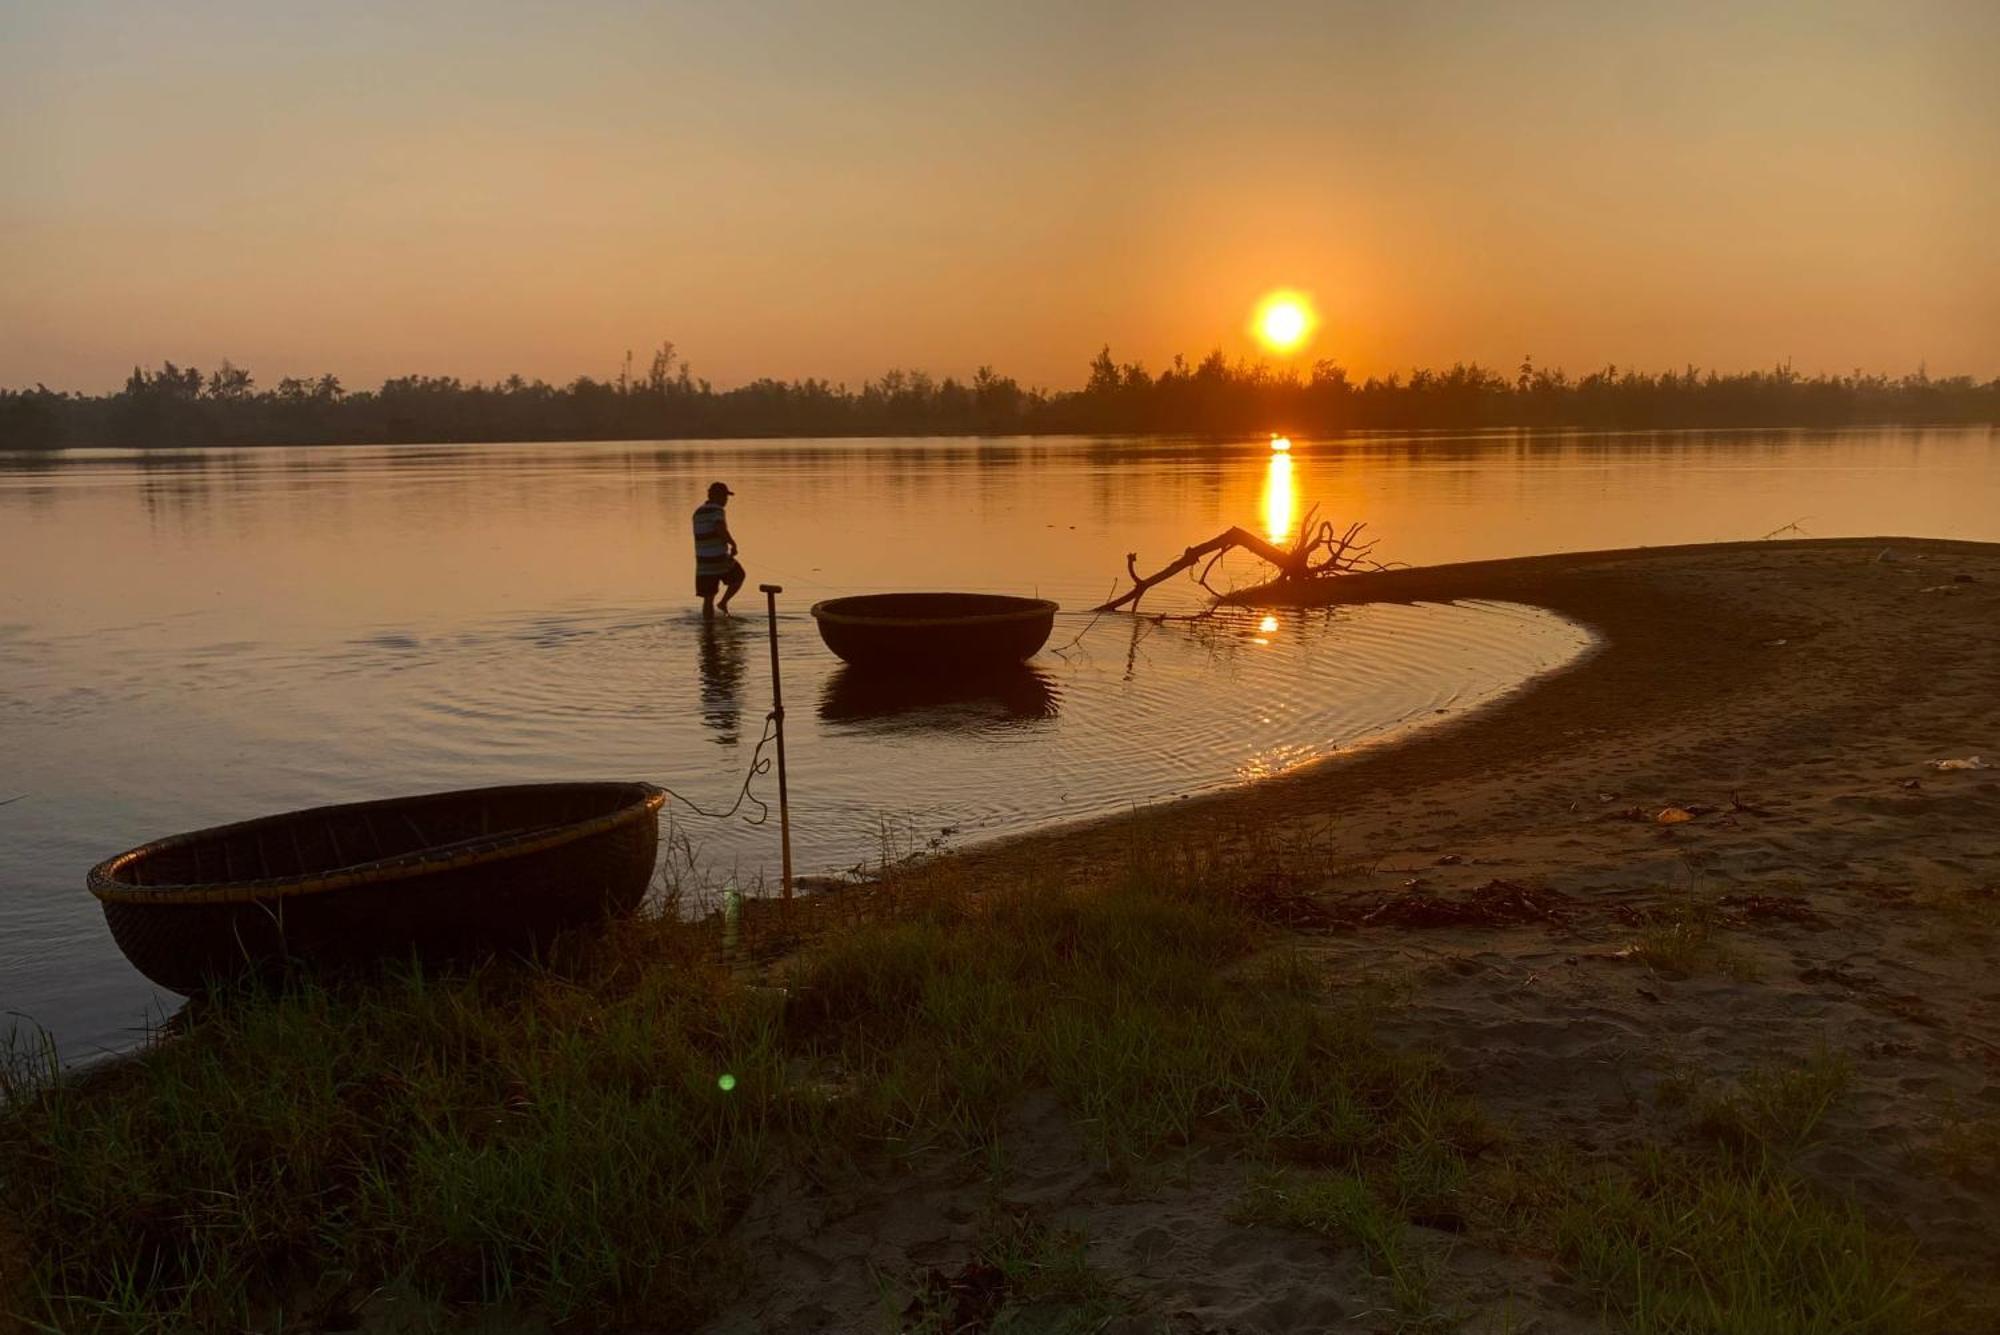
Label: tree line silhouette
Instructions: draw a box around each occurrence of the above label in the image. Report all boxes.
[3,343,1994,448]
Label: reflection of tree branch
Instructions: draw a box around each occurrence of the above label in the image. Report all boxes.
[1143,603,1223,625]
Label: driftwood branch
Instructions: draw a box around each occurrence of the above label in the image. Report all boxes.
[1092,508,1388,613]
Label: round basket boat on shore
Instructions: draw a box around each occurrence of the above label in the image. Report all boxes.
[88,781,663,994]
[809,592,1059,672]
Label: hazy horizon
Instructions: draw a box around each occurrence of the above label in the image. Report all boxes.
[6,1,1996,395]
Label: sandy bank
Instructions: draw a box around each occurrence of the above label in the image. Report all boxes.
[945,538,2000,1295]
[973,536,1999,879]
[710,538,2000,1330]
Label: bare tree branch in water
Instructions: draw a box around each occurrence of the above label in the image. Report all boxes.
[1092,506,1392,614]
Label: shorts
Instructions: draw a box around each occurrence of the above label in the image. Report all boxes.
[696,560,746,599]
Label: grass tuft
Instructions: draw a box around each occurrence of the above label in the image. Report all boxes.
[1933,1098,2000,1185]
[1552,1147,1943,1335]
[1235,1170,1448,1329]
[896,1212,1124,1334]
[1631,888,1757,980]
[1668,1046,1854,1158]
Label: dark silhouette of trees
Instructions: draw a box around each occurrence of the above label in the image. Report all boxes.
[205,361,254,401]
[2,342,1993,449]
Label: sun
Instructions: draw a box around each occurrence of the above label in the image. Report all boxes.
[1252,291,1316,354]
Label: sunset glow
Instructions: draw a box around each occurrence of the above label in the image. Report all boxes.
[1,6,1992,391]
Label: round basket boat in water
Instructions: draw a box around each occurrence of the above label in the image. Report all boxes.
[809,593,1059,672]
[87,781,663,994]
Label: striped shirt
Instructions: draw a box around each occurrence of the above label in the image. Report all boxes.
[692,502,733,576]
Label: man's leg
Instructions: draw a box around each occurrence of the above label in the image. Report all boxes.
[717,562,745,616]
[701,592,716,621]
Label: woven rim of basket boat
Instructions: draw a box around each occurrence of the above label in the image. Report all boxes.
[809,596,1059,629]
[89,783,665,906]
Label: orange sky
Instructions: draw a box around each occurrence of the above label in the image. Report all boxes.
[3,1,1995,393]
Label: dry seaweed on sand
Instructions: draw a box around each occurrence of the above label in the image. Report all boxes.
[1714,892,1826,926]
[1334,878,1577,930]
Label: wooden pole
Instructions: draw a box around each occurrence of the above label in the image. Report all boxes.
[759,584,794,901]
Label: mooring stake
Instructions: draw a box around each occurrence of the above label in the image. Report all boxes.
[759,584,795,901]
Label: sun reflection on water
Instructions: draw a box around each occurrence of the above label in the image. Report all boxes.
[1261,449,1297,544]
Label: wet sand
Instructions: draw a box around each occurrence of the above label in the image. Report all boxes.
[713,537,2000,1331]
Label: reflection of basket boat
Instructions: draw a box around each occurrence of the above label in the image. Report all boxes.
[88,782,663,994]
[809,593,1059,671]
[819,663,1061,728]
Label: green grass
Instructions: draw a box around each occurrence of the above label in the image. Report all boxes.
[1933,1097,2000,1185]
[1235,1170,1448,1329]
[1239,1052,1959,1334]
[1,919,780,1331]
[1550,1148,1941,1335]
[1685,1047,1854,1158]
[1498,1048,1952,1335]
[0,857,1973,1333]
[0,864,1471,1331]
[783,866,1480,1165]
[896,1212,1128,1335]
[1630,887,1757,980]
[1656,1046,1855,1160]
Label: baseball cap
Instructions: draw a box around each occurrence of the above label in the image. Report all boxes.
[707,481,734,498]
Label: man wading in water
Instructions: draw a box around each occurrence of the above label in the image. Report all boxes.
[692,481,746,620]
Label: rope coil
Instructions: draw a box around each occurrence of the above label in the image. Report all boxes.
[657,709,781,826]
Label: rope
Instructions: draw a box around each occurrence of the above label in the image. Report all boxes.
[746,561,844,595]
[1047,581,1122,659]
[658,710,781,826]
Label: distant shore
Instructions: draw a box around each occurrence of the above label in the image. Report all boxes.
[5,418,1995,453]
[5,421,1998,454]
[6,349,1995,450]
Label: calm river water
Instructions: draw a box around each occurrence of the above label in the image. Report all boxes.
[3,427,1994,1061]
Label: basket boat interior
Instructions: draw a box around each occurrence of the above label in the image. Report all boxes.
[99,784,649,891]
[813,593,1055,623]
